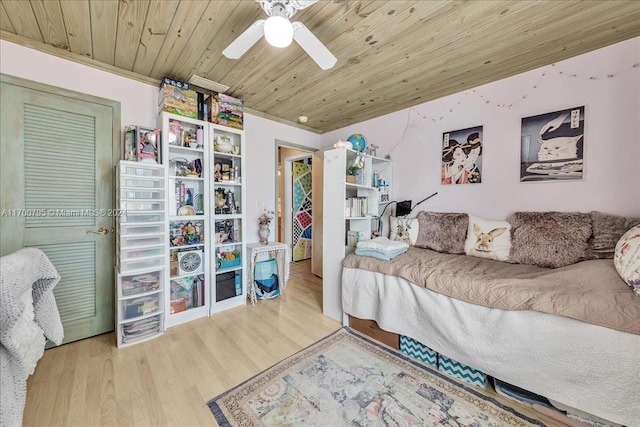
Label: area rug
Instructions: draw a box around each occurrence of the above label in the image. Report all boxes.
[207,327,546,427]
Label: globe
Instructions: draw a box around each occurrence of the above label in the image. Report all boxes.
[347,134,367,152]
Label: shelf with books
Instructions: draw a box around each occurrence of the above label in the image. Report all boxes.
[160,112,211,328]
[312,147,391,322]
[210,124,246,312]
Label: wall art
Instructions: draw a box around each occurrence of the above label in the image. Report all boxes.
[520,106,585,182]
[441,125,483,185]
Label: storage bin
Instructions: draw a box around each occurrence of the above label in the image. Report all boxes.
[438,355,487,388]
[119,163,164,177]
[120,233,165,248]
[120,313,162,345]
[121,176,164,189]
[120,270,162,297]
[120,211,165,223]
[119,255,165,272]
[216,270,242,302]
[254,259,279,300]
[123,189,164,200]
[399,335,438,366]
[119,245,164,260]
[119,222,165,235]
[120,292,161,320]
[121,200,164,212]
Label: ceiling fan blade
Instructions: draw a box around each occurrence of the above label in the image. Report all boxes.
[292,21,337,70]
[222,20,265,59]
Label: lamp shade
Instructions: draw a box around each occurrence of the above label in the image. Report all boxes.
[264,15,293,48]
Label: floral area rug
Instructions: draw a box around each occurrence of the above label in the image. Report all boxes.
[207,327,546,427]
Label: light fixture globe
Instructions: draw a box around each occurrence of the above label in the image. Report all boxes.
[264,15,293,48]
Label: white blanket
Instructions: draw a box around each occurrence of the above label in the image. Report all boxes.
[342,267,640,427]
[0,248,63,427]
[355,237,409,260]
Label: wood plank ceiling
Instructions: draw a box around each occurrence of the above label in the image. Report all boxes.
[1,0,639,133]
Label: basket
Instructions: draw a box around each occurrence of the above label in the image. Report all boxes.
[346,175,356,184]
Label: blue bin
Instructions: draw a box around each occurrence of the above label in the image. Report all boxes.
[254,259,280,299]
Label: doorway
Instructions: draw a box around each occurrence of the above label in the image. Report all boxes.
[0,74,120,344]
[275,142,316,267]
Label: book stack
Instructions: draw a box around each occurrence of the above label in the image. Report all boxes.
[159,77,198,119]
[210,93,244,129]
[344,197,369,217]
[346,230,364,247]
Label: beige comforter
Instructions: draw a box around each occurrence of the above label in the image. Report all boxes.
[343,246,640,335]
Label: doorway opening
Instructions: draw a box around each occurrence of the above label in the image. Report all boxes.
[275,141,316,271]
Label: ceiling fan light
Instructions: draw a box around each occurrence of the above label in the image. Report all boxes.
[264,15,293,48]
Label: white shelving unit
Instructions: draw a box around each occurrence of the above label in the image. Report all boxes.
[210,124,247,313]
[314,147,391,322]
[158,112,247,326]
[115,161,167,347]
[159,112,210,328]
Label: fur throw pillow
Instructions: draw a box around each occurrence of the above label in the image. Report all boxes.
[588,211,640,259]
[415,212,468,254]
[508,211,592,268]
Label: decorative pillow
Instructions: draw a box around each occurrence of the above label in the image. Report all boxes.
[508,211,592,268]
[414,211,468,254]
[614,225,640,297]
[389,216,420,246]
[464,215,511,261]
[588,211,640,259]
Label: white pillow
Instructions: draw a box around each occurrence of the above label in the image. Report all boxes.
[464,215,511,261]
[614,224,640,297]
[389,216,420,246]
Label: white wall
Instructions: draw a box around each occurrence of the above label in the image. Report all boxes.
[321,37,640,221]
[0,39,321,243]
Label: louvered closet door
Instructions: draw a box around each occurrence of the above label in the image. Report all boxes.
[0,77,118,344]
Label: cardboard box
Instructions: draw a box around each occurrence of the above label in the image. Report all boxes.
[159,77,198,118]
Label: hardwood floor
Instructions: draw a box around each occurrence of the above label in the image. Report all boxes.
[24,259,568,426]
[24,259,340,426]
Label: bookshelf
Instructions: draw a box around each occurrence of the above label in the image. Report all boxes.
[313,147,391,321]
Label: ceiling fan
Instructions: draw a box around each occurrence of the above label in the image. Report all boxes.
[222,0,337,70]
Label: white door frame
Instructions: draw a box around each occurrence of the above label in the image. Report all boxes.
[283,153,312,259]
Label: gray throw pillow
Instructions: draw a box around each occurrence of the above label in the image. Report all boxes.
[415,212,468,254]
[588,211,640,259]
[508,211,592,268]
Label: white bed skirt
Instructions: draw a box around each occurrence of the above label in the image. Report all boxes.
[342,267,640,427]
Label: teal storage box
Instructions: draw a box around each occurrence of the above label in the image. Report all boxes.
[254,259,280,299]
[438,355,487,388]
[400,335,437,366]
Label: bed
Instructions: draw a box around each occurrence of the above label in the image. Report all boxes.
[342,246,640,426]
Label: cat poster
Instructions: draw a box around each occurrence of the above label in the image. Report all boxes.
[441,125,483,185]
[520,106,585,182]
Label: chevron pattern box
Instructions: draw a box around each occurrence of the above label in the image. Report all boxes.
[438,355,487,388]
[399,335,438,366]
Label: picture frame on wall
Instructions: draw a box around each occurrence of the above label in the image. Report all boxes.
[441,125,483,185]
[520,106,585,182]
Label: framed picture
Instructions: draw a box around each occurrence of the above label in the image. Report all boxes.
[441,125,483,185]
[137,127,161,164]
[520,106,585,182]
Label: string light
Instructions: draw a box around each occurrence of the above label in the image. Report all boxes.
[386,61,638,155]
[411,61,639,122]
